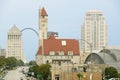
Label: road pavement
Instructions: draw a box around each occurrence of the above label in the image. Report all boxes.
[3,67,27,80]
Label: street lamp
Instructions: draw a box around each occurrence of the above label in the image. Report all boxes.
[80,39,92,68]
[80,39,93,80]
[103,46,106,80]
[72,63,74,80]
[67,55,70,80]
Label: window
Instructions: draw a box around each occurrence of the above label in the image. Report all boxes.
[49,51,55,55]
[68,51,73,55]
[58,51,64,55]
[61,41,66,46]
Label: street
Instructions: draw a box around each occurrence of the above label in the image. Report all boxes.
[3,67,27,80]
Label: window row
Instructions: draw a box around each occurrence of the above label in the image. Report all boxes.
[49,51,73,56]
[8,35,21,39]
[45,56,73,59]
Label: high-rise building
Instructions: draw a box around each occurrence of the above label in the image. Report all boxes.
[39,7,48,47]
[81,10,107,52]
[6,25,25,62]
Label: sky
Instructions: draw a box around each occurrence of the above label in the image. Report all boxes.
[0,0,120,62]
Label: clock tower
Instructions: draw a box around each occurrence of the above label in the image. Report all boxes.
[39,7,48,46]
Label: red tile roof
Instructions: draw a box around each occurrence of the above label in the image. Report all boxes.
[41,7,48,16]
[36,34,80,56]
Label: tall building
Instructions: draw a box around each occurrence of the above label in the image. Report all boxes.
[81,10,107,52]
[39,7,48,47]
[6,25,25,62]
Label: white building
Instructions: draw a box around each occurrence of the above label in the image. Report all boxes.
[6,25,25,62]
[81,10,107,52]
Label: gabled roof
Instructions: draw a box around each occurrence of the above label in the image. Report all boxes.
[41,7,48,16]
[36,34,80,56]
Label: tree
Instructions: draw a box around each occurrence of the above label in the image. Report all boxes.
[6,57,18,69]
[77,73,83,80]
[118,73,120,78]
[29,60,36,66]
[17,60,24,66]
[28,65,39,77]
[0,57,6,71]
[38,64,51,80]
[105,67,118,79]
[28,64,51,80]
[0,57,6,67]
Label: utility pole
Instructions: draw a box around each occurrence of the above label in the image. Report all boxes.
[103,46,106,80]
[42,32,44,64]
[90,43,93,80]
[80,39,93,80]
[72,63,74,80]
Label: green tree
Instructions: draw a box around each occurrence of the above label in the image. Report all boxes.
[105,67,118,79]
[6,57,18,69]
[38,64,51,80]
[0,57,6,67]
[28,65,39,77]
[77,73,83,80]
[17,60,24,66]
[118,73,120,78]
[28,64,51,80]
[0,57,6,71]
[29,60,36,66]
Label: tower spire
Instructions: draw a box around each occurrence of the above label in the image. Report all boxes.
[41,7,48,16]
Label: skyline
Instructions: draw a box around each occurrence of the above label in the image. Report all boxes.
[0,0,120,61]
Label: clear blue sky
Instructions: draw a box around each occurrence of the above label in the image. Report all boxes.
[0,0,120,62]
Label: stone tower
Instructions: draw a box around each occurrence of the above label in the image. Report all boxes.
[39,7,48,47]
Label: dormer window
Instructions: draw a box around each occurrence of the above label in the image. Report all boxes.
[61,41,66,46]
[58,51,64,56]
[49,51,55,56]
[68,51,73,55]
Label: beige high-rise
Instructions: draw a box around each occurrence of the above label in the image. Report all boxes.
[81,10,107,52]
[6,25,25,62]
